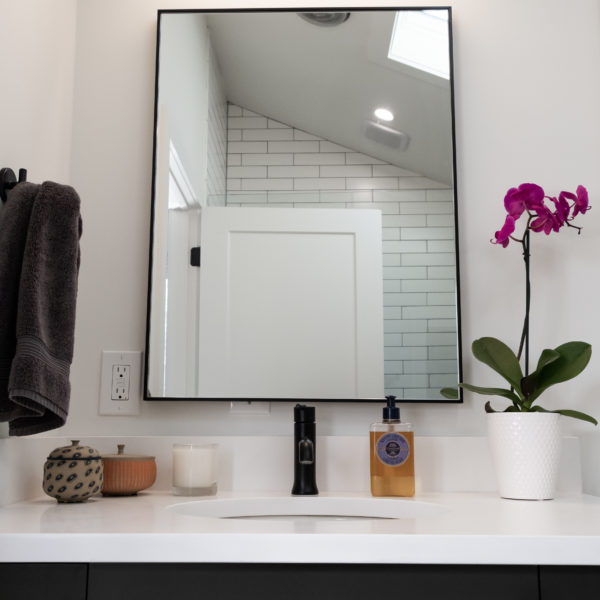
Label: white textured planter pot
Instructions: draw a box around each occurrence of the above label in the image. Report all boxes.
[487,412,562,500]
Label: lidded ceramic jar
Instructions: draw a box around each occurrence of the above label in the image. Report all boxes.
[43,440,103,503]
[101,444,157,496]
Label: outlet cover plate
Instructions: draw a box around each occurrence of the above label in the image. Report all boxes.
[229,401,271,415]
[99,351,142,415]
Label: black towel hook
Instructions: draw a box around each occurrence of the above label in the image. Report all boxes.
[0,167,27,204]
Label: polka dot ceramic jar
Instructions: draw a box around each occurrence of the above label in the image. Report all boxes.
[43,440,103,503]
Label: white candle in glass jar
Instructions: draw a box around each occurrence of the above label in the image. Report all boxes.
[172,444,218,495]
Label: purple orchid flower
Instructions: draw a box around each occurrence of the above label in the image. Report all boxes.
[492,215,515,247]
[504,183,545,219]
[493,183,589,246]
[573,185,590,217]
[530,205,562,235]
[551,194,571,226]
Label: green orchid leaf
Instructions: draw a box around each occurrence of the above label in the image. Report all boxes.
[521,348,561,404]
[484,400,497,413]
[459,382,522,405]
[520,374,535,401]
[552,410,598,426]
[471,337,524,397]
[530,405,598,426]
[440,387,459,399]
[527,341,592,404]
[535,348,561,371]
[485,401,521,413]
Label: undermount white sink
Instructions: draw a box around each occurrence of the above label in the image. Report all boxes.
[168,496,445,520]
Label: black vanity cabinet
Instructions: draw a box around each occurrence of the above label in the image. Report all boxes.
[87,564,600,600]
[88,564,538,600]
[2,563,598,599]
[539,566,600,600]
[1,564,88,600]
[87,564,538,600]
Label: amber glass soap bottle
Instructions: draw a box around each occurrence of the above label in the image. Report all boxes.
[370,396,415,497]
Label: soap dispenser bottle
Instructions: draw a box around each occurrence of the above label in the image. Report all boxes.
[370,396,415,497]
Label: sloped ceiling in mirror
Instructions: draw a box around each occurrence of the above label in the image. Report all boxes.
[206,10,453,185]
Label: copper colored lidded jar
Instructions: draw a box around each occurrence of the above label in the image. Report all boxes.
[101,444,157,496]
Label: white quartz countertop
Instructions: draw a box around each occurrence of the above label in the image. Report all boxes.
[2,491,600,565]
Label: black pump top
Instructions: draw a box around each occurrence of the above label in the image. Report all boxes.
[294,404,315,423]
[383,395,400,421]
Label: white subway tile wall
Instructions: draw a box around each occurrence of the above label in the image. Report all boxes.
[226,104,458,399]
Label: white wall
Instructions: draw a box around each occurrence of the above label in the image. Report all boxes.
[0,0,76,184]
[2,0,600,466]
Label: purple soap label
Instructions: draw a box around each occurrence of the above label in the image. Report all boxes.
[376,432,410,466]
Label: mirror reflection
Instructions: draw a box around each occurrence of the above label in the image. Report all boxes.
[146,8,461,402]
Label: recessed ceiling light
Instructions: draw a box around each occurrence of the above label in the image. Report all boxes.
[374,108,394,122]
[297,12,351,27]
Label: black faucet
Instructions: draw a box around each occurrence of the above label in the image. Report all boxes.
[291,404,318,495]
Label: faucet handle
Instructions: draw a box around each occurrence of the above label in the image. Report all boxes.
[298,437,314,465]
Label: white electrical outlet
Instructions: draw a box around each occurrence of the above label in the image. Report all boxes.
[111,364,130,400]
[99,351,142,415]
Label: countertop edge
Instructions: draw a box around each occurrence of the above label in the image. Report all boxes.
[2,532,600,565]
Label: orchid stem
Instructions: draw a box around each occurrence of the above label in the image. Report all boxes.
[516,229,530,376]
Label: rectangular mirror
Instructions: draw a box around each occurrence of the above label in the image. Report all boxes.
[145,8,462,402]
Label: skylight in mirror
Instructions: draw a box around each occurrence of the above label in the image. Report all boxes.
[388,9,450,80]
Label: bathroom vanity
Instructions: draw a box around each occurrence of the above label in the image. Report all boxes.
[1,435,599,600]
[1,491,600,599]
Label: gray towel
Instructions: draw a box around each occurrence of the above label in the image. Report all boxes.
[0,181,82,435]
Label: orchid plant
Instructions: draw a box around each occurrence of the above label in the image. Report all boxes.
[441,183,596,425]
